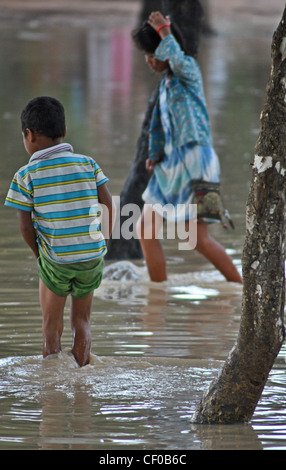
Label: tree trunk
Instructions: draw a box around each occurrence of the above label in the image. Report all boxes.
[105,87,158,259]
[192,7,286,424]
[106,0,204,260]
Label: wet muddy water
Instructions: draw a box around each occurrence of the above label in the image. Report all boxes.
[0,5,286,450]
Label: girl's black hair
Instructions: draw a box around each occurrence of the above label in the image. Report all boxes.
[21,96,66,139]
[132,20,189,56]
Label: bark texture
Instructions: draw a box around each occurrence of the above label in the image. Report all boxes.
[106,88,158,259]
[192,7,286,424]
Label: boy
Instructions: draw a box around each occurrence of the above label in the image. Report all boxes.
[5,96,114,367]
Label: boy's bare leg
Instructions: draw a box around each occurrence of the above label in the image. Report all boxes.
[40,280,67,358]
[70,291,94,367]
[136,205,167,282]
[194,221,242,283]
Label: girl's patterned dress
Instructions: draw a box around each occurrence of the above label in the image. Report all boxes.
[142,34,221,222]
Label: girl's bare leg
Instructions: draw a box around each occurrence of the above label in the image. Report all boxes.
[193,221,242,283]
[137,207,242,284]
[70,291,94,367]
[136,205,167,282]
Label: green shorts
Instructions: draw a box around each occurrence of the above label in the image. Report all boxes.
[37,252,104,299]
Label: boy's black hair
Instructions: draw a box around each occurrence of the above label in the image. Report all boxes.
[132,21,188,56]
[21,96,66,139]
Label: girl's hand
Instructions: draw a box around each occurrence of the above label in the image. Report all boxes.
[146,158,158,171]
[148,11,171,38]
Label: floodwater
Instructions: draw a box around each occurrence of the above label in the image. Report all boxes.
[0,3,286,451]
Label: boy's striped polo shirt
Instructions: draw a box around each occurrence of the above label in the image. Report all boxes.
[5,143,109,263]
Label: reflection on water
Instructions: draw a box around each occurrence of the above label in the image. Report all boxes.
[1,258,286,450]
[0,352,220,450]
[0,3,286,451]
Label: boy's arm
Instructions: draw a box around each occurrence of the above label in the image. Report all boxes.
[17,210,39,259]
[97,183,115,244]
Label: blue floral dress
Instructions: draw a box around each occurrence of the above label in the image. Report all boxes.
[142,34,220,222]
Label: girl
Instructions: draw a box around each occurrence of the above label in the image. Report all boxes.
[133,11,242,284]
